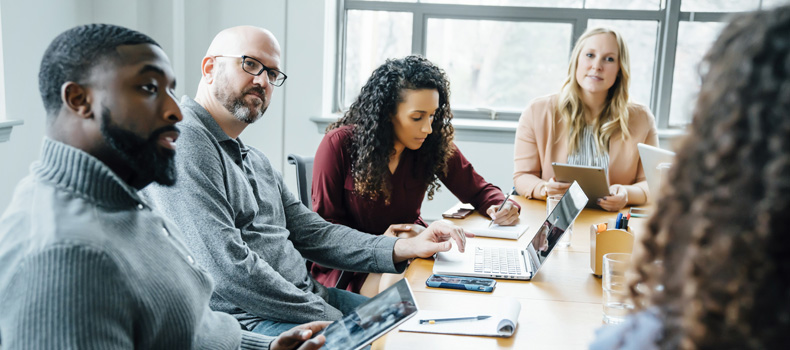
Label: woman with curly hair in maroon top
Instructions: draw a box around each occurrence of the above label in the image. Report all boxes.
[311,55,520,296]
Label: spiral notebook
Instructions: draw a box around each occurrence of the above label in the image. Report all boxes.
[398,297,520,337]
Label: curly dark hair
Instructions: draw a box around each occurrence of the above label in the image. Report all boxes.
[627,5,790,350]
[328,55,455,202]
[39,24,159,117]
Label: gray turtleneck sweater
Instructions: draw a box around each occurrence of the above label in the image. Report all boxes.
[0,138,271,349]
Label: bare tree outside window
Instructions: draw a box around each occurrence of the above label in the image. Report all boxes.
[426,19,571,113]
[341,0,782,129]
[344,10,412,107]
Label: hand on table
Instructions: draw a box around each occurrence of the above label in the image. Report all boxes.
[392,220,473,262]
[383,224,426,239]
[270,321,331,350]
[545,178,571,198]
[486,201,519,226]
[598,184,628,212]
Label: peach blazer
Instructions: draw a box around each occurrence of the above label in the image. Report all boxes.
[513,94,659,204]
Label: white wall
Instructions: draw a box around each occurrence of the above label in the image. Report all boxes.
[0,0,90,212]
[281,0,339,195]
[0,0,515,222]
[0,0,291,212]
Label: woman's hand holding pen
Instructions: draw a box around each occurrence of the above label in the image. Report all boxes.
[598,184,628,211]
[486,201,519,226]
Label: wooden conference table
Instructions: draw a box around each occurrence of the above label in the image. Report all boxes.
[372,196,644,350]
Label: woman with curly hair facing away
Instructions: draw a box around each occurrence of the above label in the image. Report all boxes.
[513,27,658,211]
[311,55,520,296]
[590,5,790,349]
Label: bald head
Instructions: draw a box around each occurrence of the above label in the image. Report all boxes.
[205,26,281,59]
[195,26,283,138]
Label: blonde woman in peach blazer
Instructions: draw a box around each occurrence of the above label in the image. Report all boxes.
[513,27,658,211]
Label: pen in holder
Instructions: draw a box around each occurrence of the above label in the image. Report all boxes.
[590,223,634,277]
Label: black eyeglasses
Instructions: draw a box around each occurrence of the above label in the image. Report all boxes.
[213,55,287,87]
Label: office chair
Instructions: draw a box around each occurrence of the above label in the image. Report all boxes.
[287,153,353,290]
[286,154,314,209]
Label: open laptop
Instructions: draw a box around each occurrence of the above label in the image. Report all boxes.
[433,182,588,280]
[637,143,675,202]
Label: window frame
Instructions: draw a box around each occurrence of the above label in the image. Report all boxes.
[334,0,762,130]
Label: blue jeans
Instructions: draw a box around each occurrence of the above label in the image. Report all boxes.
[251,287,369,337]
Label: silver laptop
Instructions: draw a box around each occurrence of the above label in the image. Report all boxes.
[433,182,588,281]
[637,143,675,202]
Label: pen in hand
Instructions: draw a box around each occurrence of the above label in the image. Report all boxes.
[419,315,492,324]
[489,187,514,228]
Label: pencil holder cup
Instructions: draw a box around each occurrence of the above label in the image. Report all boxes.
[590,224,634,277]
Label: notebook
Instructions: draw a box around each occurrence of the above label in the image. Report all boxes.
[398,297,520,337]
[443,204,529,240]
[468,223,530,240]
[432,181,588,281]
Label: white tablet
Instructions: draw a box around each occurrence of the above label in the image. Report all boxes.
[551,163,610,208]
[319,278,418,350]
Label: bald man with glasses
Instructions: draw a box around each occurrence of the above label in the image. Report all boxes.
[141,25,471,337]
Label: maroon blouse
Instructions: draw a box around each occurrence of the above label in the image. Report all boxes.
[310,125,519,292]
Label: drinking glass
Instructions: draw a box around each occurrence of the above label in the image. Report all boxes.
[546,195,572,247]
[602,253,634,324]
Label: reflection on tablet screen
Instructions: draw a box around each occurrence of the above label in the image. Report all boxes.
[321,279,418,350]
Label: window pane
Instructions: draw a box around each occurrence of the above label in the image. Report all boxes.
[421,0,582,8]
[587,20,658,107]
[669,21,725,127]
[680,0,758,12]
[356,0,417,2]
[585,0,660,10]
[344,10,413,108]
[762,0,790,9]
[426,19,572,112]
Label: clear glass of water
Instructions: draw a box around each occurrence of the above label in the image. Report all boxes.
[546,195,572,247]
[602,253,634,324]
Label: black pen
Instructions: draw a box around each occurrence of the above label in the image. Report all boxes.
[419,315,491,324]
[488,187,514,228]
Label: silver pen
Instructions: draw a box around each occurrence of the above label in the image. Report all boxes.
[488,187,514,228]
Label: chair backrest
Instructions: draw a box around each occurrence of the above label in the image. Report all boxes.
[287,154,314,209]
[288,153,352,290]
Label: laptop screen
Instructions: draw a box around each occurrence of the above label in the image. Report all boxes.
[637,143,675,202]
[525,181,588,274]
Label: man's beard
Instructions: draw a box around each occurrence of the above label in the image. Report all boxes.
[100,107,178,187]
[222,91,267,124]
[214,69,268,124]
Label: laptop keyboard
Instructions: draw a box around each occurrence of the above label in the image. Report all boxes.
[474,246,522,275]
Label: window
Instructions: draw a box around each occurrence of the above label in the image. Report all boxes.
[337,0,777,129]
[426,19,572,113]
[669,21,725,126]
[343,10,413,107]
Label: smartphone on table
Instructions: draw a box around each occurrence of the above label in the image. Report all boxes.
[426,274,496,292]
[442,207,473,219]
[629,207,651,218]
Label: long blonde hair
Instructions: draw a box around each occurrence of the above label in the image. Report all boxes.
[557,27,631,155]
